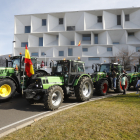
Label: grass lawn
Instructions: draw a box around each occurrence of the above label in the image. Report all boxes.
[1,93,140,140]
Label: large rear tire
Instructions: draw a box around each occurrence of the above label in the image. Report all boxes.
[0,79,16,101]
[75,77,93,101]
[114,76,128,93]
[96,80,108,96]
[44,86,64,110]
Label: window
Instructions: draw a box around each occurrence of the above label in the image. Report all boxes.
[42,19,46,26]
[128,32,134,36]
[113,42,119,44]
[68,48,73,56]
[125,14,129,21]
[71,62,77,72]
[77,63,84,72]
[71,41,75,45]
[82,34,91,41]
[82,48,88,52]
[59,18,63,24]
[39,37,43,46]
[107,47,112,51]
[67,26,75,31]
[117,15,121,25]
[41,52,46,56]
[94,34,98,44]
[25,26,30,33]
[56,35,59,40]
[88,57,100,60]
[97,16,102,22]
[136,47,140,52]
[59,51,64,56]
[31,52,38,57]
[21,42,28,47]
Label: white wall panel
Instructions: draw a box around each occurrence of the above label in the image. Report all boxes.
[98,31,107,44]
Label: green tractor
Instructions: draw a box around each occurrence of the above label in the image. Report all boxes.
[127,64,140,90]
[0,55,48,101]
[24,60,93,110]
[91,63,129,95]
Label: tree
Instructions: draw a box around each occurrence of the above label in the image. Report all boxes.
[109,49,139,71]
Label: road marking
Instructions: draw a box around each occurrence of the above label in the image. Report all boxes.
[0,103,77,131]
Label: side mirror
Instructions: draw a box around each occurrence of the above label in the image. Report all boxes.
[92,64,94,69]
[71,61,74,67]
[134,66,136,72]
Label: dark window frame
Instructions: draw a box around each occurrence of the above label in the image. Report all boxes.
[59,18,63,24]
[82,48,88,52]
[67,26,75,31]
[117,15,121,25]
[97,16,102,22]
[82,34,91,41]
[94,34,98,44]
[125,14,129,21]
[25,26,30,33]
[42,19,46,26]
[59,51,64,56]
[68,48,73,56]
[107,47,112,51]
[39,37,43,46]
[128,32,134,36]
[21,42,28,47]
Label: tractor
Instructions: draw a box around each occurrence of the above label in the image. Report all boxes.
[0,55,48,101]
[23,60,93,110]
[127,64,140,90]
[91,63,129,95]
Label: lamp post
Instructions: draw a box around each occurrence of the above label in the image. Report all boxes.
[44,53,46,71]
[12,41,16,56]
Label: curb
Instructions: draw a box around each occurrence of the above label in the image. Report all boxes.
[0,92,134,138]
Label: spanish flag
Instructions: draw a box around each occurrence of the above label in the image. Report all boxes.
[24,45,34,77]
[78,40,81,46]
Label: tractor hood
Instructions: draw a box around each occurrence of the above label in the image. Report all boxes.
[0,67,15,77]
[39,76,64,89]
[92,72,107,82]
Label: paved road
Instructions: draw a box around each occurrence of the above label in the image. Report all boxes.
[0,90,135,135]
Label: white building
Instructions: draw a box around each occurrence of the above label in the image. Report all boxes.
[13,7,140,73]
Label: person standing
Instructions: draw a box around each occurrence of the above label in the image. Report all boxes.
[121,74,126,94]
[136,77,140,94]
[112,70,117,89]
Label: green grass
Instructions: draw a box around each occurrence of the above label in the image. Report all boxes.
[1,93,140,140]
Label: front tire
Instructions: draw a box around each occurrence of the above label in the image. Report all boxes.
[96,80,108,96]
[44,86,64,110]
[75,77,93,101]
[0,79,16,101]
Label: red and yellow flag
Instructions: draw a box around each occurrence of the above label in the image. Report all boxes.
[24,45,34,77]
[78,40,81,46]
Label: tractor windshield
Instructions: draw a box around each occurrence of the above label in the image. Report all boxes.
[56,63,69,73]
[12,58,20,68]
[100,64,110,73]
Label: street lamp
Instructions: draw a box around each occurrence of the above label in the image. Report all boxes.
[12,41,16,56]
[44,53,46,71]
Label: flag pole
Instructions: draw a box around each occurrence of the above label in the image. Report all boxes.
[22,63,25,95]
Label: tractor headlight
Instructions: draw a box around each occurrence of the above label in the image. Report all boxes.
[36,84,38,87]
[35,79,43,89]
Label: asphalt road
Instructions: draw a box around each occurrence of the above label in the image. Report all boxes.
[0,89,136,135]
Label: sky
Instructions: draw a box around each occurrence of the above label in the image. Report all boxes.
[0,0,140,55]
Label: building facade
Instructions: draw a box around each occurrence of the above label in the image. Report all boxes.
[14,7,140,73]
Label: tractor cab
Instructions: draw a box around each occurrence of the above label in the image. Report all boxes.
[134,65,140,72]
[52,60,85,85]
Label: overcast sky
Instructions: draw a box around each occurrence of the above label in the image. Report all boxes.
[0,0,139,55]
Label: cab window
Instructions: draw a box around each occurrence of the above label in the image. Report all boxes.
[77,63,84,72]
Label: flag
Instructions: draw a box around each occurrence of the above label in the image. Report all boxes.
[24,45,34,77]
[78,40,81,46]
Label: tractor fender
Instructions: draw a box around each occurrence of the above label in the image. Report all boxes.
[0,76,19,89]
[73,74,91,86]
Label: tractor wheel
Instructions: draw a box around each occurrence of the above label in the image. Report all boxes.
[0,79,16,101]
[44,86,64,110]
[114,76,129,93]
[75,77,93,101]
[96,80,108,96]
